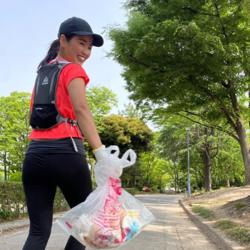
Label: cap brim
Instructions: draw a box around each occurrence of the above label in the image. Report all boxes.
[71,31,104,47]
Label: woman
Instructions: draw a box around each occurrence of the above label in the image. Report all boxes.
[22,17,107,250]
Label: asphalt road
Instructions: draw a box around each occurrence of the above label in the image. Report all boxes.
[0,194,218,250]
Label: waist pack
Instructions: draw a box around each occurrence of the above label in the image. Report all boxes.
[30,62,77,129]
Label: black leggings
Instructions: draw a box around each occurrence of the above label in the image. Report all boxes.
[22,153,92,250]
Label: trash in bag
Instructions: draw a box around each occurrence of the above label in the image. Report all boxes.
[57,146,155,249]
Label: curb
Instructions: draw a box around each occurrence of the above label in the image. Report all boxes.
[0,218,29,235]
[0,212,64,235]
[179,199,234,250]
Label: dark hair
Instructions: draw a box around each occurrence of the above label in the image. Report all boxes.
[37,34,75,69]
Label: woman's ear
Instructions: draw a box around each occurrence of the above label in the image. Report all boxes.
[59,34,67,48]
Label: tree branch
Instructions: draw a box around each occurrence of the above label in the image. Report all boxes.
[220,80,230,88]
[193,83,238,132]
[182,6,217,17]
[176,111,239,141]
[212,0,229,43]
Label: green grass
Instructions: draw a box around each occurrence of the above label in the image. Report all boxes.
[228,227,250,244]
[234,202,247,210]
[215,219,250,244]
[215,220,238,230]
[191,205,215,219]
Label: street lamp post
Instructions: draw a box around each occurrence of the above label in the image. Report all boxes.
[186,128,191,197]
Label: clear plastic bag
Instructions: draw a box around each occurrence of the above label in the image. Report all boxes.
[94,146,137,186]
[57,147,155,249]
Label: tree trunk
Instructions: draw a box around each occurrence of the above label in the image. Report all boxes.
[226,178,230,187]
[4,151,7,181]
[201,128,212,192]
[176,166,180,192]
[236,119,250,184]
[249,90,250,129]
[203,148,212,192]
[174,162,177,192]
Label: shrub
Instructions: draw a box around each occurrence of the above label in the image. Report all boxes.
[124,187,139,195]
[0,181,68,221]
[9,171,22,182]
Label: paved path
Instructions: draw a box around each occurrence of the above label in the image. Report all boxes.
[0,194,218,250]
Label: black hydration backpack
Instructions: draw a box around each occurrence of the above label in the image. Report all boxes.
[30,62,77,129]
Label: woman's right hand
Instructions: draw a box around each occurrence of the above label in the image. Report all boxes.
[93,145,123,186]
[93,145,137,186]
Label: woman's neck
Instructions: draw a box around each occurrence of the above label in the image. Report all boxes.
[56,55,70,63]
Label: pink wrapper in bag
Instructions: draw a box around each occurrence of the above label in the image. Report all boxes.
[88,177,124,248]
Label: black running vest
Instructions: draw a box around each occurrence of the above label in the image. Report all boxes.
[30,62,77,129]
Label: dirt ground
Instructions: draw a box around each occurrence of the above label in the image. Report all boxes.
[184,186,250,248]
[186,186,250,224]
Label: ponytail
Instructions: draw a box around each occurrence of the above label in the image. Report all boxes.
[37,39,60,69]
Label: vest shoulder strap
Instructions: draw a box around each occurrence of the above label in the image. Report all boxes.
[33,62,69,105]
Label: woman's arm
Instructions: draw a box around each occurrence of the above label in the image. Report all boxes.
[68,77,102,150]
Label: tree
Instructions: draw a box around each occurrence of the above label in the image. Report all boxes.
[110,0,250,183]
[157,124,186,192]
[78,86,118,157]
[0,92,31,180]
[157,115,244,191]
[119,102,151,122]
[213,135,244,187]
[137,151,171,191]
[86,86,117,126]
[99,114,153,187]
[187,126,219,191]
[99,114,152,154]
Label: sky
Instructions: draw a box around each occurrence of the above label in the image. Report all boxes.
[0,0,130,111]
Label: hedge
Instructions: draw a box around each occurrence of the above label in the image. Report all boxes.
[0,182,140,222]
[0,181,68,222]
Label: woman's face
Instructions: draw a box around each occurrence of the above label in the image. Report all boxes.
[59,35,93,65]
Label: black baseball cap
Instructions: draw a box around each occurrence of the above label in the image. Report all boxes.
[58,17,104,47]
